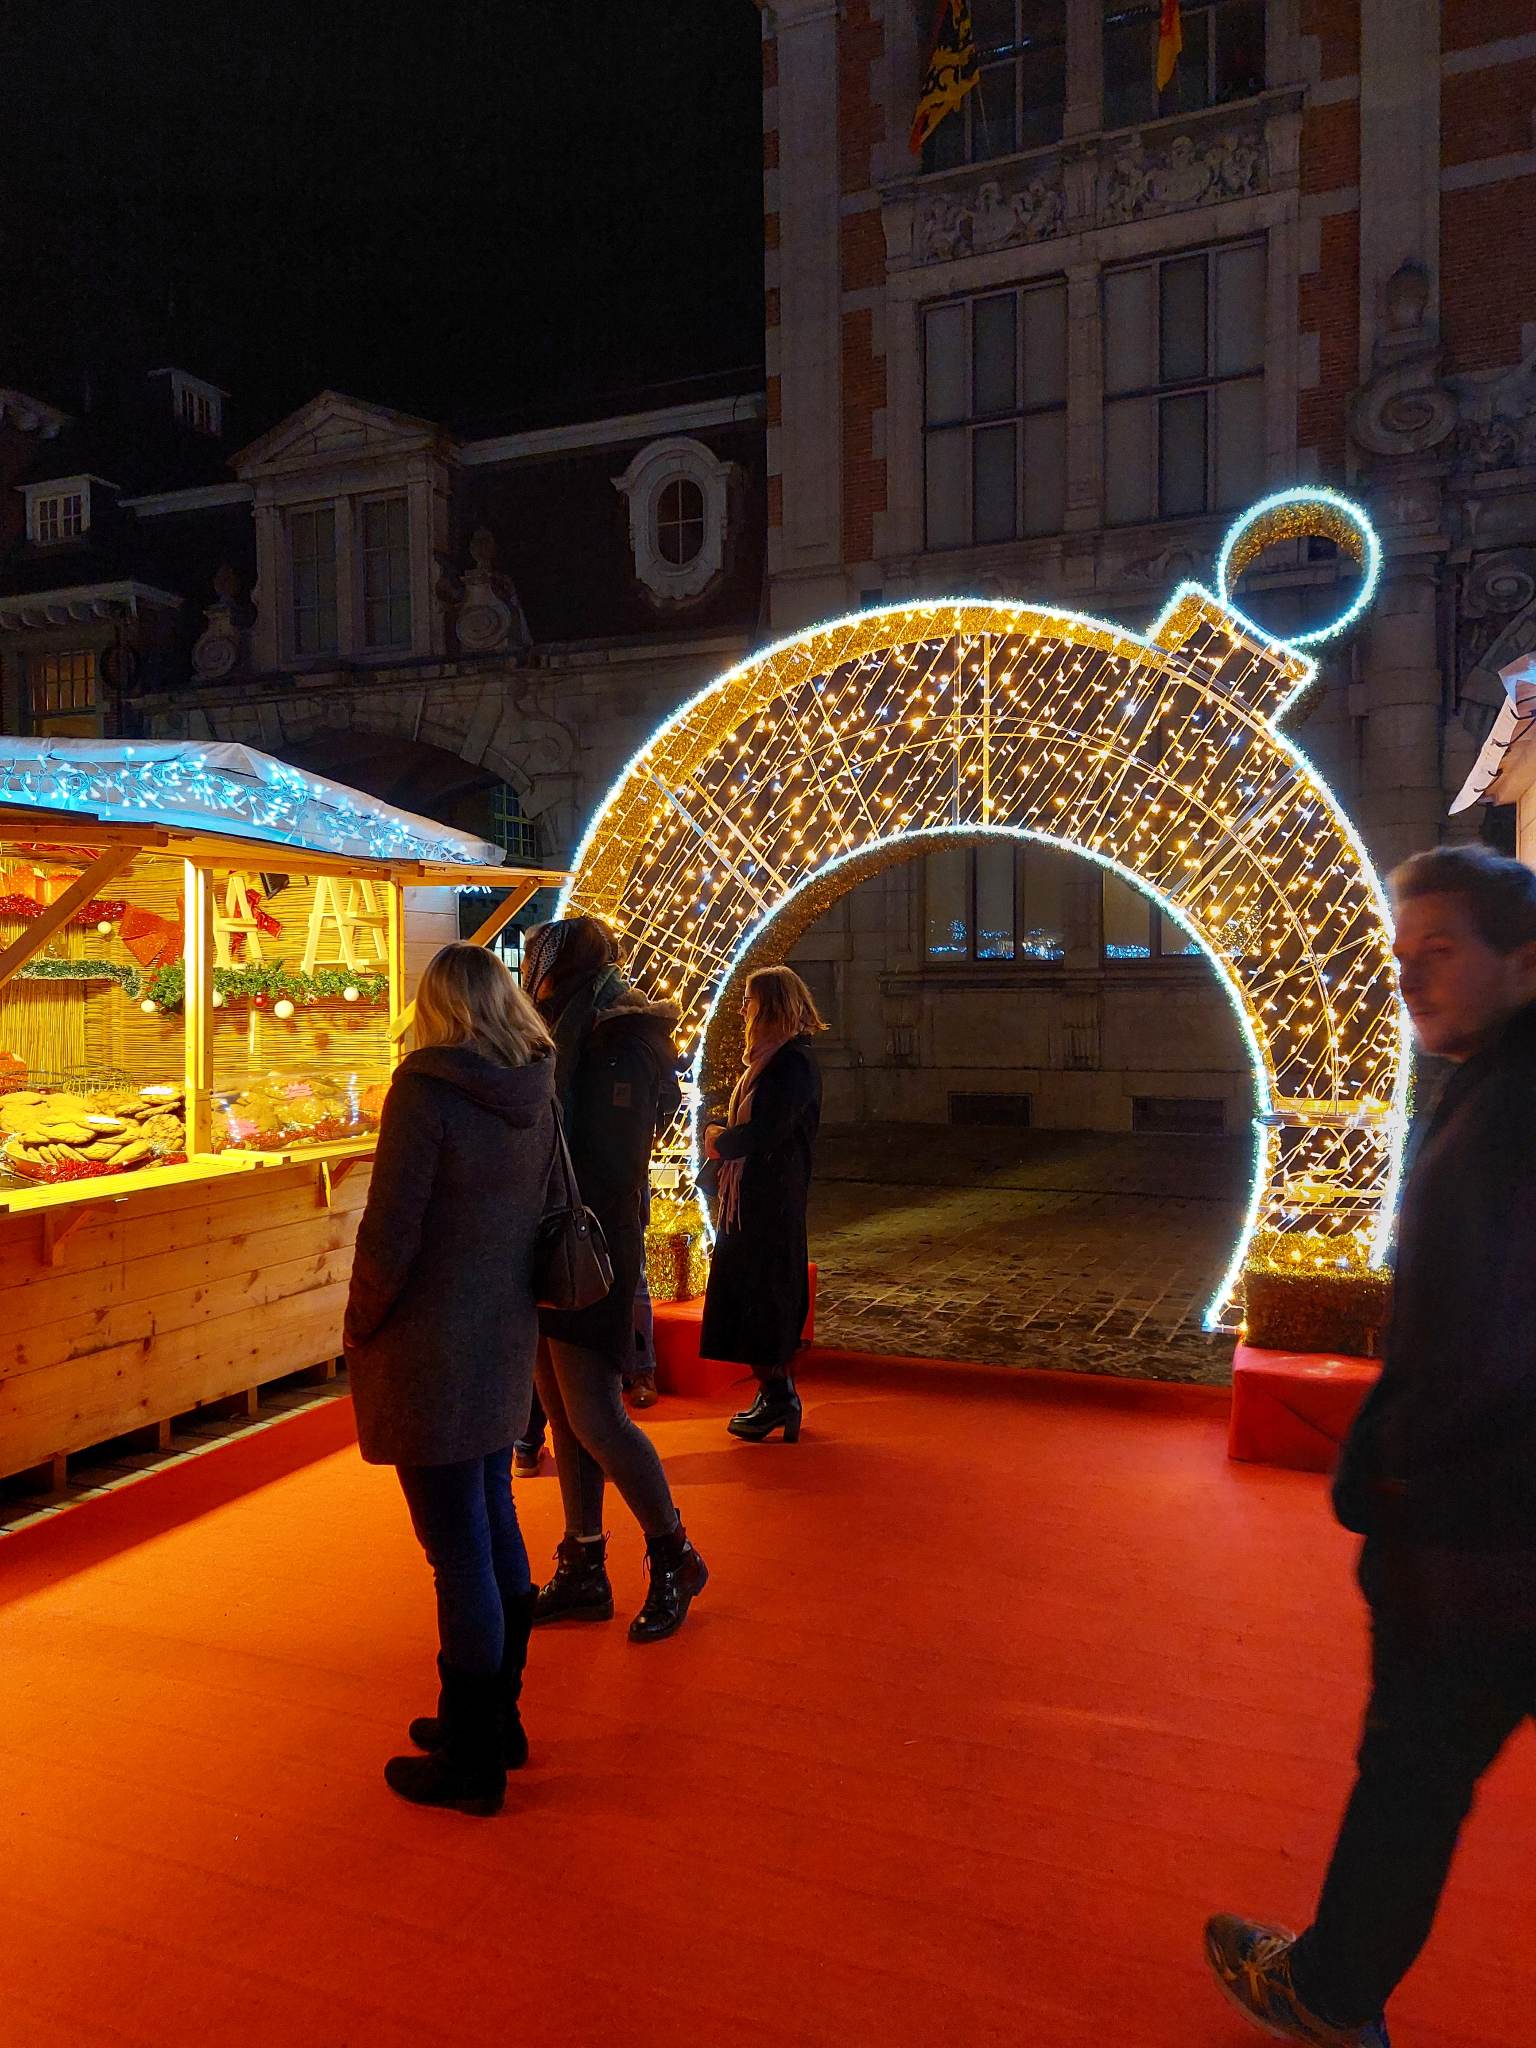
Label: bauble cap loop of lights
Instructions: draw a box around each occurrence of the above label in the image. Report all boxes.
[1215,486,1382,648]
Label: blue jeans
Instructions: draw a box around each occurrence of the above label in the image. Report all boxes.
[395,1447,531,1674]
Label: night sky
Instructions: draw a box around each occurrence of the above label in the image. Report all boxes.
[2,0,766,435]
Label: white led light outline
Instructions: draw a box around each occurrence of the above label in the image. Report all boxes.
[558,489,1407,1332]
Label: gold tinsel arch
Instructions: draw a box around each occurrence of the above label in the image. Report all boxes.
[564,491,1407,1331]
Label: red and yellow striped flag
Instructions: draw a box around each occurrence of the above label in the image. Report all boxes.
[1156,0,1183,91]
[910,0,979,155]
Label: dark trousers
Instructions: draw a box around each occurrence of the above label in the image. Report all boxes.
[1291,1549,1536,2024]
[395,1447,531,1674]
[535,1337,678,1541]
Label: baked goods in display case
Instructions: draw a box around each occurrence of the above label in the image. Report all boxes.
[0,844,398,1193]
[214,1072,389,1154]
[1,1081,186,1184]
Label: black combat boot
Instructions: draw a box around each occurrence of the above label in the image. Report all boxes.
[628,1521,709,1643]
[531,1534,614,1625]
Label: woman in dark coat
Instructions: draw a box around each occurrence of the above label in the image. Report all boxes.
[520,916,709,1643]
[702,965,825,1443]
[344,942,555,1816]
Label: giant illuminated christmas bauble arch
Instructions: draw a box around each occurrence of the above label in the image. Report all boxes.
[562,489,1408,1331]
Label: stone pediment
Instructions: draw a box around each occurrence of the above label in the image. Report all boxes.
[232,391,448,480]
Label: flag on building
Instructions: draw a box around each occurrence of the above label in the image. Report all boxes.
[1156,0,1183,91]
[910,0,979,155]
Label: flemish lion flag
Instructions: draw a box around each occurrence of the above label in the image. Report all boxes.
[910,0,979,155]
[1156,0,1183,92]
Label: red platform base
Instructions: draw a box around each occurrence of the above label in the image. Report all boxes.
[652,1264,818,1398]
[1228,1343,1380,1473]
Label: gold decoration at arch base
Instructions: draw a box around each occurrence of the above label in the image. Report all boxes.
[564,490,1407,1333]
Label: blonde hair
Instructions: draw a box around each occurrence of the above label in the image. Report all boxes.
[744,965,826,1043]
[415,943,553,1067]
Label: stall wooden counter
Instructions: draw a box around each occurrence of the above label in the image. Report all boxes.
[0,738,563,1486]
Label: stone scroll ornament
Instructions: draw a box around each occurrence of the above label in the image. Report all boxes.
[558,489,1404,1335]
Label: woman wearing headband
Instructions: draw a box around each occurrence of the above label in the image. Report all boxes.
[521,916,708,1642]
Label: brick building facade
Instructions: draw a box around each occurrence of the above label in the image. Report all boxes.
[764,0,1536,1131]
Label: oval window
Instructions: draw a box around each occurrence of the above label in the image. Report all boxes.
[655,476,707,567]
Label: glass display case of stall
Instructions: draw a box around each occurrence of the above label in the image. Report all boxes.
[0,842,191,1188]
[0,739,563,1210]
[203,864,395,1160]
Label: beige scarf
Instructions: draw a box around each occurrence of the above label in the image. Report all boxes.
[715,1032,792,1233]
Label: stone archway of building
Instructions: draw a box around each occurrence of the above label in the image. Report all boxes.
[562,491,1409,1331]
[269,733,538,858]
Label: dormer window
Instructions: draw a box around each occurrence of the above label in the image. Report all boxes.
[156,369,225,437]
[613,436,739,607]
[23,475,97,545]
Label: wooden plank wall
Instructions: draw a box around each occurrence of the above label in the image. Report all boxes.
[0,1160,370,1480]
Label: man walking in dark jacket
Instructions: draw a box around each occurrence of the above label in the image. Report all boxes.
[1206,843,1536,2048]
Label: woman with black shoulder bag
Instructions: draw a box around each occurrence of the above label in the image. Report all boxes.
[521,916,708,1643]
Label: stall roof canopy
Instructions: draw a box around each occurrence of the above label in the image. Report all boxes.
[0,737,548,877]
[1450,656,1536,814]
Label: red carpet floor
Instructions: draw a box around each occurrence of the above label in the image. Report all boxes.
[3,1353,1533,2048]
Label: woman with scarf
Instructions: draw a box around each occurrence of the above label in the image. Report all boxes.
[701,966,825,1444]
[520,916,708,1642]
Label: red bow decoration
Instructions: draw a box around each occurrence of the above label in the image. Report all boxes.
[229,889,283,961]
[120,906,185,969]
[0,891,127,929]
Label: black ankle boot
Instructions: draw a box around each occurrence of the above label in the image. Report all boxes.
[532,1535,614,1626]
[410,1591,536,1768]
[385,1665,505,1815]
[628,1523,709,1643]
[728,1375,802,1443]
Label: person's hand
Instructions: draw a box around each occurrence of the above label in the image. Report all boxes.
[703,1124,724,1161]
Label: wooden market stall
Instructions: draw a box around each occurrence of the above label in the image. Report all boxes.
[0,738,563,1486]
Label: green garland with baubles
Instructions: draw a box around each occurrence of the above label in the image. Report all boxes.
[17,958,144,994]
[14,955,388,1015]
[138,961,390,1013]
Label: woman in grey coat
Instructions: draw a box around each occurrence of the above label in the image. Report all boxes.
[345,942,556,1816]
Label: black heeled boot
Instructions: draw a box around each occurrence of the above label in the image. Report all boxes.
[531,1534,614,1625]
[385,1664,505,1815]
[628,1522,709,1643]
[728,1374,802,1442]
[410,1591,536,1768]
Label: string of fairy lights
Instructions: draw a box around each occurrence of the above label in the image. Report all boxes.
[563,490,1410,1333]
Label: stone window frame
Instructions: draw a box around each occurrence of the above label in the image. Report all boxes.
[878,190,1298,572]
[269,483,436,669]
[613,436,738,606]
[1100,235,1269,527]
[922,840,1075,965]
[921,273,1071,548]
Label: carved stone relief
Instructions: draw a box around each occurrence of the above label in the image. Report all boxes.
[436,526,531,656]
[1097,123,1264,226]
[190,563,249,682]
[916,166,1066,263]
[1347,263,1457,461]
[1458,585,1536,745]
[1450,349,1536,473]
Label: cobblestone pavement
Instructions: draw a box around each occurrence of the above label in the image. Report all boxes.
[808,1125,1249,1385]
